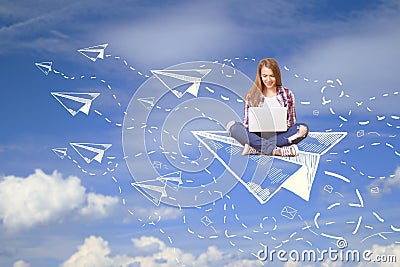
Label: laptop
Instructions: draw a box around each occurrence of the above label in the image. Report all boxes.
[248,106,287,132]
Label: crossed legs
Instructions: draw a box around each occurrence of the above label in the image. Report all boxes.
[226,121,309,156]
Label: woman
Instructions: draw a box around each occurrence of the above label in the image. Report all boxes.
[226,58,308,157]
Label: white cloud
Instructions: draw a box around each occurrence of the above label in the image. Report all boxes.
[61,236,124,267]
[357,243,400,267]
[392,166,400,181]
[61,235,260,267]
[13,260,30,267]
[224,258,262,267]
[131,236,163,253]
[284,261,314,267]
[129,236,261,266]
[0,169,118,232]
[0,169,85,231]
[79,192,119,219]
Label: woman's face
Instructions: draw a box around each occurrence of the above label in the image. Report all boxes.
[260,66,276,90]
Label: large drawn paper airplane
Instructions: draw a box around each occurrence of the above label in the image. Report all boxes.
[70,143,112,164]
[77,44,108,62]
[132,179,167,206]
[51,92,100,116]
[35,61,52,75]
[192,130,347,203]
[151,69,211,98]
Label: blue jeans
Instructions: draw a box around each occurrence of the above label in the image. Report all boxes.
[228,122,309,155]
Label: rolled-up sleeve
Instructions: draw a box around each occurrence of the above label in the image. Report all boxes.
[287,90,297,127]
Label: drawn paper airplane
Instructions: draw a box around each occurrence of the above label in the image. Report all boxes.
[191,130,347,203]
[70,143,112,164]
[77,43,108,62]
[132,179,167,206]
[156,171,183,191]
[137,97,155,110]
[192,131,306,204]
[35,61,52,75]
[151,69,211,98]
[52,148,67,159]
[51,92,100,116]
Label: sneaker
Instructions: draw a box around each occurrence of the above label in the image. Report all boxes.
[273,144,299,157]
[242,144,264,156]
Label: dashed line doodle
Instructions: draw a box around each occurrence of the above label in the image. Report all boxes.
[37,48,400,265]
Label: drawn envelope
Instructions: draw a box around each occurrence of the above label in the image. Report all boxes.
[281,205,297,220]
[370,187,380,194]
[152,161,163,169]
[323,184,333,194]
[357,130,365,137]
[201,216,213,226]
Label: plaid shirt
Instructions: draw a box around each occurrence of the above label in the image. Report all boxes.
[243,86,296,129]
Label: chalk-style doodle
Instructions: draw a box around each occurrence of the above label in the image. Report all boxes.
[51,92,100,116]
[131,179,167,206]
[323,184,333,193]
[151,68,211,98]
[36,49,399,266]
[192,130,346,203]
[201,216,213,226]
[123,61,253,207]
[370,187,380,194]
[152,161,163,169]
[157,171,183,191]
[35,61,52,75]
[77,43,108,62]
[356,130,364,137]
[51,147,68,159]
[70,142,112,164]
[281,206,298,220]
[138,97,155,110]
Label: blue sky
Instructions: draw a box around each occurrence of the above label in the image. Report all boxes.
[1,1,400,266]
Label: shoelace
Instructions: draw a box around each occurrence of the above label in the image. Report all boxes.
[248,146,258,154]
[281,146,294,156]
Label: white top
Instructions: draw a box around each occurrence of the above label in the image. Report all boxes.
[262,95,281,108]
